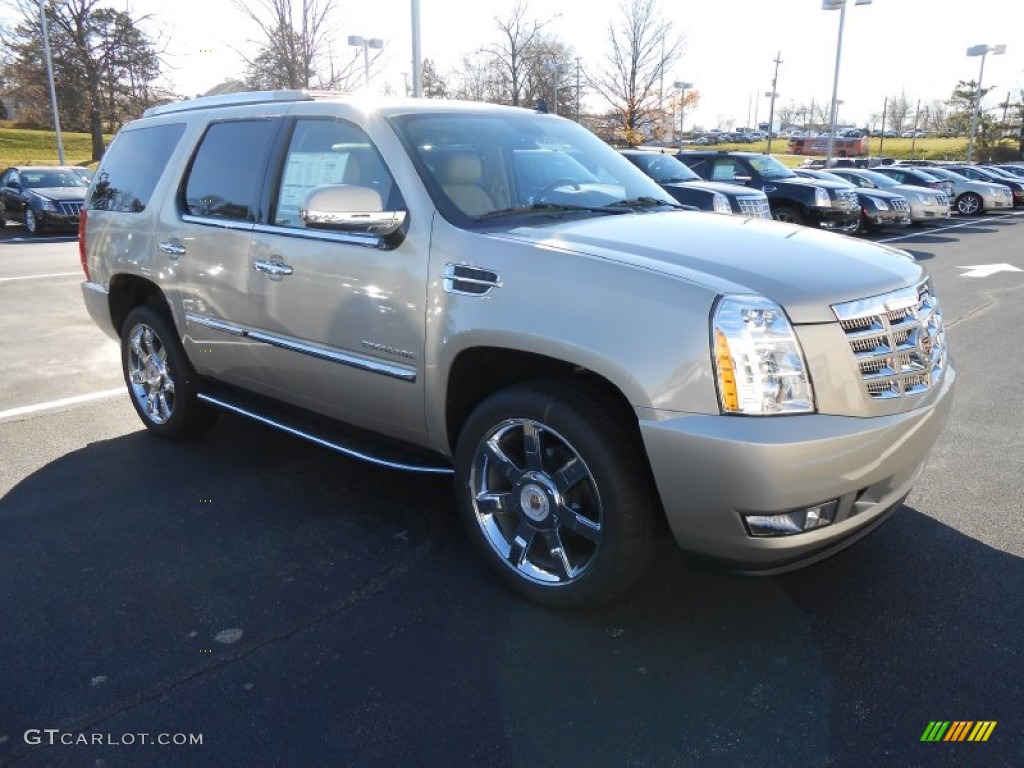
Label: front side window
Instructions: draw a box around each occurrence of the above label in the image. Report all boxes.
[184,120,277,221]
[271,118,401,228]
[90,123,185,213]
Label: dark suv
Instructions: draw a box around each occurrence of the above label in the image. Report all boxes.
[677,151,861,233]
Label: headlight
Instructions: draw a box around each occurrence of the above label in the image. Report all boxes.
[712,192,732,214]
[814,187,831,207]
[37,197,58,212]
[712,295,815,415]
[915,192,932,204]
[872,197,888,210]
[987,187,1001,195]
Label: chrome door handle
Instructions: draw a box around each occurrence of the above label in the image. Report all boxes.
[254,260,294,276]
[763,186,777,193]
[158,241,187,258]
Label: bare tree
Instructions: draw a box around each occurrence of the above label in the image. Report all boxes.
[452,49,497,102]
[886,90,912,133]
[233,0,371,91]
[421,58,450,100]
[588,0,684,146]
[485,0,550,106]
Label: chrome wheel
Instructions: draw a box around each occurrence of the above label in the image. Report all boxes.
[956,193,981,216]
[470,418,602,585]
[126,323,176,425]
[24,208,38,234]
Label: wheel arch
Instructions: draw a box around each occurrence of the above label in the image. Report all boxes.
[108,274,172,337]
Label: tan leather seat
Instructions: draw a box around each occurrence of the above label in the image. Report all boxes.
[441,153,495,216]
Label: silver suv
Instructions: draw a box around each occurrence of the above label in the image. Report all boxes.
[80,91,955,608]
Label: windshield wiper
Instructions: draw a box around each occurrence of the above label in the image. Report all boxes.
[476,203,629,220]
[602,197,686,211]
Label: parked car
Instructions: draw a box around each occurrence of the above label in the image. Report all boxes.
[0,166,89,234]
[621,150,771,218]
[869,166,955,203]
[827,168,951,225]
[946,165,1024,207]
[794,168,911,233]
[916,167,1012,215]
[76,92,956,608]
[677,150,861,232]
[994,163,1024,178]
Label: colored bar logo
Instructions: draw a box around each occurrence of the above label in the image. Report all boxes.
[921,721,997,742]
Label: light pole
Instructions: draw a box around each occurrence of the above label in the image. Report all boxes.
[39,0,68,164]
[673,81,693,142]
[546,62,570,116]
[764,51,781,154]
[966,43,1006,163]
[411,0,422,97]
[347,35,384,89]
[822,0,872,165]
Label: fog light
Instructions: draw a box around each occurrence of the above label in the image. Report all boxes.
[743,500,838,537]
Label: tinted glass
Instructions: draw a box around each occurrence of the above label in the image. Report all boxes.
[272,118,400,228]
[89,123,185,212]
[21,170,88,189]
[627,153,701,183]
[185,120,277,221]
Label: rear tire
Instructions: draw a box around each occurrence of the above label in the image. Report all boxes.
[454,379,657,609]
[121,303,217,439]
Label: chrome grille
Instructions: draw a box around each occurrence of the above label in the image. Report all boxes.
[837,189,859,209]
[935,193,949,208]
[737,196,771,219]
[891,199,910,212]
[832,280,947,400]
[59,202,83,216]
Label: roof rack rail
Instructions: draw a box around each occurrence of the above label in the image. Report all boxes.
[143,90,318,118]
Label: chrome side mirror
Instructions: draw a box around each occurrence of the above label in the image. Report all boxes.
[300,185,407,236]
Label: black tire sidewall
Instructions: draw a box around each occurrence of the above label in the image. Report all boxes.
[24,208,39,234]
[957,193,981,216]
[120,304,212,438]
[773,206,804,225]
[453,380,655,609]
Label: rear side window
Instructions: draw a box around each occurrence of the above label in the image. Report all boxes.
[184,120,277,221]
[89,123,185,212]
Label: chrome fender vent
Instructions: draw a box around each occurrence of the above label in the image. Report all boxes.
[442,263,502,296]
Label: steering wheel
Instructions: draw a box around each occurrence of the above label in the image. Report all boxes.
[536,178,582,200]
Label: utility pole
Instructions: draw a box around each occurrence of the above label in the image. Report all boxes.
[910,99,921,158]
[765,51,782,154]
[878,96,888,156]
[575,56,581,122]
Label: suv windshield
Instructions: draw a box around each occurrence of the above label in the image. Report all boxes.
[389,112,676,224]
[848,170,900,189]
[625,153,701,183]
[747,154,796,180]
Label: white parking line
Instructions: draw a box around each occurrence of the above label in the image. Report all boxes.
[0,271,81,283]
[0,388,124,422]
[878,210,1024,244]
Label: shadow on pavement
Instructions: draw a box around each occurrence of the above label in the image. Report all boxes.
[1,415,1021,767]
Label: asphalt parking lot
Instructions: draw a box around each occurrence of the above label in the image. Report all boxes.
[1,214,1022,767]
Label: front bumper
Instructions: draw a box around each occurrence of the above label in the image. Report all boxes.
[809,206,860,234]
[38,210,81,230]
[638,364,955,571]
[864,208,911,229]
[908,201,951,222]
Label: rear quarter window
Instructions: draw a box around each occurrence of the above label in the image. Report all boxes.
[89,123,186,212]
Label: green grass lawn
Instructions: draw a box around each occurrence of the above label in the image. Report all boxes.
[682,136,1020,164]
[0,127,110,168]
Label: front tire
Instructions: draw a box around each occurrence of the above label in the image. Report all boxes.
[956,192,982,216]
[24,208,41,235]
[454,380,656,609]
[121,304,216,438]
[772,205,805,225]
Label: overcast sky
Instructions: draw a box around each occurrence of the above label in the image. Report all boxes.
[7,0,1023,128]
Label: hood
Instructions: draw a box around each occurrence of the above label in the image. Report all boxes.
[858,188,906,203]
[891,184,942,199]
[487,211,923,324]
[30,187,87,202]
[668,180,760,197]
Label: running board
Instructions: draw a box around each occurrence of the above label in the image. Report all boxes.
[197,392,454,475]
